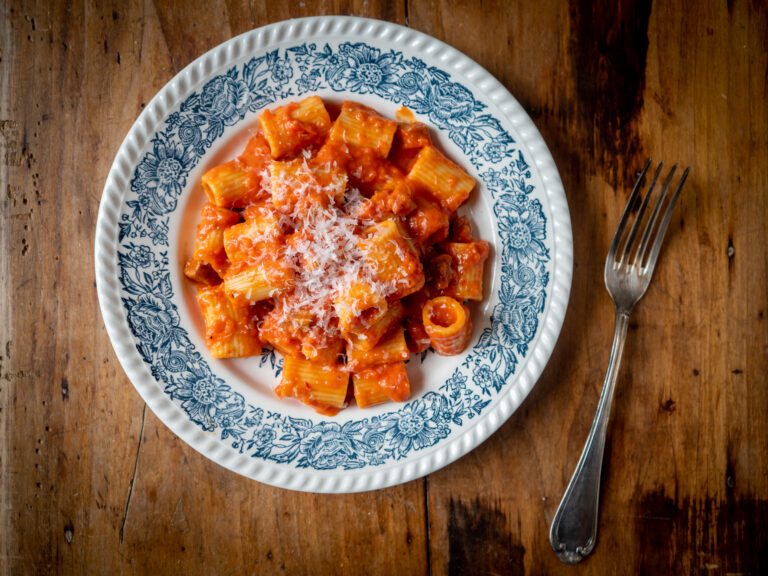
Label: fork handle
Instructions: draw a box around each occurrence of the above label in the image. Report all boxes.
[549,310,630,563]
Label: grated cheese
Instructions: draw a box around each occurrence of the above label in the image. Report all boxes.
[265,161,397,343]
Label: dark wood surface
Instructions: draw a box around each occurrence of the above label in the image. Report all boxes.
[2,1,766,574]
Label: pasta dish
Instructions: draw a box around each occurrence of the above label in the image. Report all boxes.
[184,97,489,415]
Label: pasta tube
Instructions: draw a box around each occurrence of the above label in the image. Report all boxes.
[259,95,332,158]
[201,159,263,209]
[192,203,242,277]
[329,101,398,157]
[353,362,410,408]
[407,145,475,212]
[196,285,262,358]
[357,219,425,299]
[344,299,404,352]
[437,240,490,301]
[422,296,473,355]
[276,355,349,416]
[346,326,409,371]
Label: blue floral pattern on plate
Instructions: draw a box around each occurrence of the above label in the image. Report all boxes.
[117,42,550,470]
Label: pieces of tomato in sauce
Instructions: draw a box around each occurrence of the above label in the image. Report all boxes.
[425,253,454,291]
[183,258,220,286]
[389,119,432,173]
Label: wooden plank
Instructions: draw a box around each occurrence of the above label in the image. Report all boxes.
[1,1,428,574]
[115,412,427,574]
[0,3,16,572]
[1,1,173,572]
[409,0,768,574]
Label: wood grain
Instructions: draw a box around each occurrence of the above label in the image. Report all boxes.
[1,0,766,574]
[411,0,768,574]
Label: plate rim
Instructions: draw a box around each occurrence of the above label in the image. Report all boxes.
[94,15,573,493]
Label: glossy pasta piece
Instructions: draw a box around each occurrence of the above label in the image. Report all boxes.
[222,207,282,265]
[192,203,242,276]
[436,240,490,301]
[343,299,404,352]
[201,159,264,209]
[335,219,420,333]
[237,131,273,171]
[334,281,389,334]
[353,362,410,408]
[346,326,410,371]
[422,296,473,355]
[259,95,332,159]
[241,200,279,222]
[329,101,398,158]
[269,157,347,213]
[222,265,274,305]
[357,219,425,299]
[407,145,475,212]
[276,355,349,416]
[223,259,293,306]
[196,284,262,358]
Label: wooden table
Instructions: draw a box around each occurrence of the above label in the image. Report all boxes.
[2,1,766,574]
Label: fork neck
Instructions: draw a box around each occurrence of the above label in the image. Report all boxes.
[614,308,631,320]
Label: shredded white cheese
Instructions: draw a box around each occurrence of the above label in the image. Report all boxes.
[265,162,397,341]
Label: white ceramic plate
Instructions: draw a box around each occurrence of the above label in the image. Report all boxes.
[95,16,572,493]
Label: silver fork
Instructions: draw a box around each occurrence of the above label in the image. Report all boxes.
[549,159,690,564]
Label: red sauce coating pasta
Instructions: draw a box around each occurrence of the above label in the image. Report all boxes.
[185,97,490,415]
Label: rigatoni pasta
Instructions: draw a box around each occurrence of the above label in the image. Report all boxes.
[202,159,261,208]
[259,95,332,158]
[277,355,349,415]
[185,97,490,415]
[407,145,476,212]
[353,362,410,408]
[329,101,398,157]
[196,285,262,358]
[422,296,473,356]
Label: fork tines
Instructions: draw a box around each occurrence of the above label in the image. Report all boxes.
[609,159,690,275]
